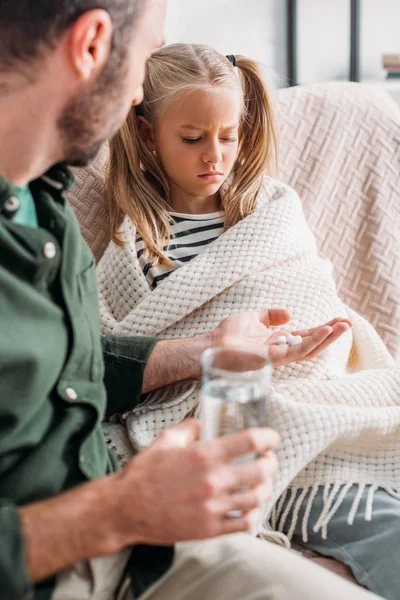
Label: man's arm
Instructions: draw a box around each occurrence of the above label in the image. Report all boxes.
[102,335,160,417]
[103,309,351,417]
[102,309,291,410]
[113,309,352,399]
[19,421,279,585]
[102,331,213,417]
[18,474,123,584]
[141,334,211,393]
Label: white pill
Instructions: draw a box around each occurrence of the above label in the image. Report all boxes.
[277,335,287,345]
[288,334,302,346]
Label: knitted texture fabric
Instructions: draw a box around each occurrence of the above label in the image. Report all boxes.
[97,177,400,537]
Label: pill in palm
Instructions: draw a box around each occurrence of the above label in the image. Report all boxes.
[277,335,287,345]
[288,334,302,346]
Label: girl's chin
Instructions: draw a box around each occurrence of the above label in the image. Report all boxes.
[194,179,225,192]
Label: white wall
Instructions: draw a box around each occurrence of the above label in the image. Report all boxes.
[362,0,400,80]
[298,0,400,83]
[165,0,400,86]
[165,0,288,82]
[298,0,350,83]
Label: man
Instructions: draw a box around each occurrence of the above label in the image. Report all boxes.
[0,1,379,598]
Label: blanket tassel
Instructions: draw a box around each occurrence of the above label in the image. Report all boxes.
[270,482,397,543]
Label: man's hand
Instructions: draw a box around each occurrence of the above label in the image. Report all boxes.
[213,309,352,368]
[20,420,278,583]
[143,309,351,392]
[112,419,280,546]
[268,317,352,367]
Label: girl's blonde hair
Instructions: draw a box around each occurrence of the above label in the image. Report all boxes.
[107,43,278,267]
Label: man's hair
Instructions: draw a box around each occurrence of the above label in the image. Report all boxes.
[0,0,145,72]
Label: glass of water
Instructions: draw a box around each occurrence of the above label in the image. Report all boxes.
[200,345,272,461]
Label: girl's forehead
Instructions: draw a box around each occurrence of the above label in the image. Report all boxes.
[164,86,243,128]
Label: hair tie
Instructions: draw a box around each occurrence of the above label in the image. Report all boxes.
[226,54,236,68]
[135,103,144,117]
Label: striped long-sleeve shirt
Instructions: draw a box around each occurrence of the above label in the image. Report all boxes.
[136,211,225,289]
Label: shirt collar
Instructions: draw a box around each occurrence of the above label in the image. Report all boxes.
[0,164,74,215]
[0,164,74,193]
[40,164,75,191]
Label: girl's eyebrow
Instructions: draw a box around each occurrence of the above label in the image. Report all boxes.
[180,125,202,130]
[180,123,239,131]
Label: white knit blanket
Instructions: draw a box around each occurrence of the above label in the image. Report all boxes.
[97,177,400,539]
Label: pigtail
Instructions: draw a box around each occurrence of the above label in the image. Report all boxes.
[223,56,279,224]
[106,108,174,267]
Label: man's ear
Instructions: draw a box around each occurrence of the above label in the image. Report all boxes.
[67,9,113,81]
[137,116,156,152]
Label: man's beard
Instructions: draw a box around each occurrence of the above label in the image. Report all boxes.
[57,56,129,167]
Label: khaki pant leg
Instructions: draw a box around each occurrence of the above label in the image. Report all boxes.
[52,549,131,600]
[136,534,380,600]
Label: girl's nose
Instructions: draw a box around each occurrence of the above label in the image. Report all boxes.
[203,142,222,164]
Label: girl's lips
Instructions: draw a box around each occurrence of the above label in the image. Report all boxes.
[198,173,223,181]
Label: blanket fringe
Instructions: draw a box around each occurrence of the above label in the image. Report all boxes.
[271,483,399,543]
[301,484,319,543]
[365,485,377,521]
[382,487,400,501]
[278,487,297,532]
[319,482,353,538]
[287,486,309,540]
[347,483,365,525]
[312,482,336,535]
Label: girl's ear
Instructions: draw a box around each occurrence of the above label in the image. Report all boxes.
[137,116,156,152]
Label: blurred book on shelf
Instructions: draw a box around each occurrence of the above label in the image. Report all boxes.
[383,54,400,78]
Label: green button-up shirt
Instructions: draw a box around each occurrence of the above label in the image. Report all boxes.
[0,166,173,599]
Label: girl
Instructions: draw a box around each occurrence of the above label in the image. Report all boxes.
[97,44,400,599]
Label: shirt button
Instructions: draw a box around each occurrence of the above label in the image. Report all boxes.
[3,196,20,215]
[43,242,57,259]
[65,387,78,401]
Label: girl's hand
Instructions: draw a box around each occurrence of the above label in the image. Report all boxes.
[213,309,352,368]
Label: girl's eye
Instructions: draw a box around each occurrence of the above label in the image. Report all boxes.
[182,137,201,144]
[181,136,237,144]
